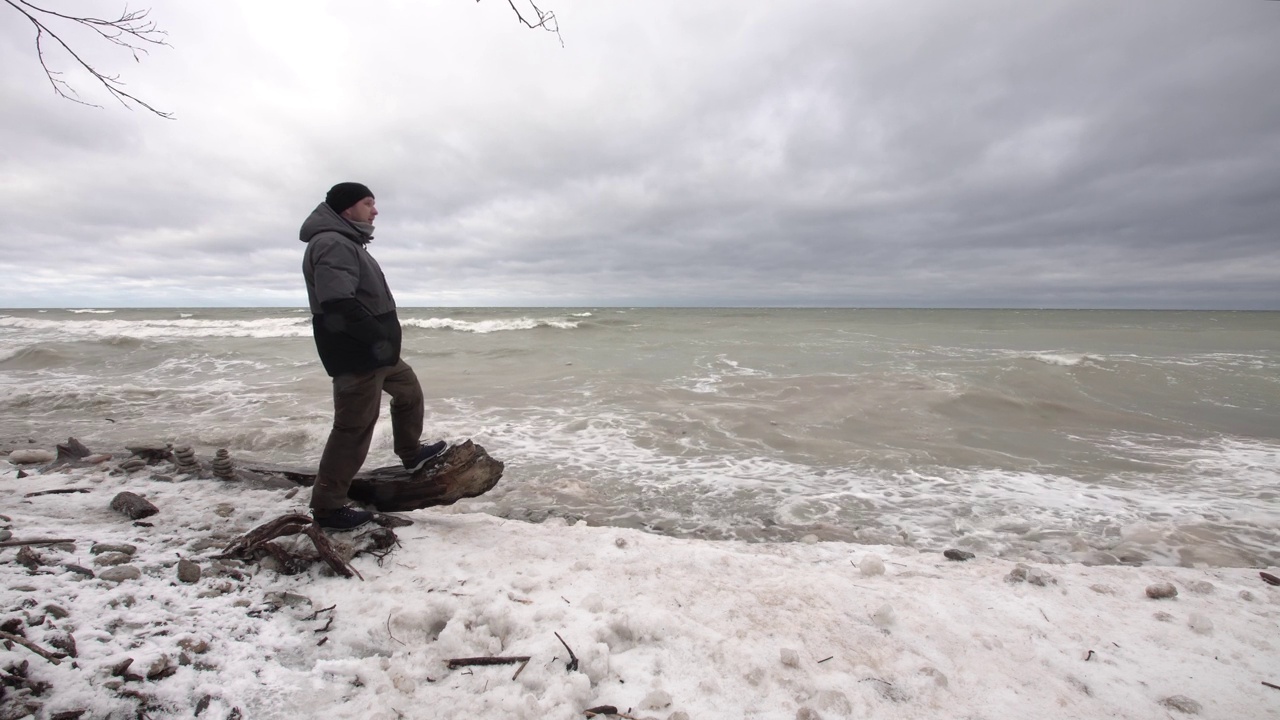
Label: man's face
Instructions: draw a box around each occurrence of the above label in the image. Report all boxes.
[343,197,378,224]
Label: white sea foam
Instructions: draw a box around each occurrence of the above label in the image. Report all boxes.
[683,354,771,393]
[67,308,115,314]
[0,316,312,339]
[402,317,581,333]
[1022,351,1101,367]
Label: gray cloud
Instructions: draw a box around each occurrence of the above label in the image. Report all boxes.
[1,0,1277,309]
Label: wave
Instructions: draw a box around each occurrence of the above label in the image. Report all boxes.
[0,316,313,340]
[0,346,69,369]
[401,317,582,334]
[1020,352,1103,367]
[67,309,115,314]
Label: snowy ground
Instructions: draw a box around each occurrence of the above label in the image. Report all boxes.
[2,449,1278,720]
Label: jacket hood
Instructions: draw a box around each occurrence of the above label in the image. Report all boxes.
[299,203,371,245]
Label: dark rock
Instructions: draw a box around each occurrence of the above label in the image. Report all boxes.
[91,543,137,556]
[943,549,975,561]
[56,437,92,462]
[126,443,173,464]
[147,655,176,680]
[0,529,11,542]
[99,565,142,583]
[178,638,210,655]
[48,632,77,658]
[367,528,398,550]
[1160,695,1203,714]
[110,492,158,520]
[61,564,95,580]
[44,605,69,620]
[93,552,133,567]
[1261,572,1280,587]
[15,546,43,572]
[1146,583,1178,600]
[177,559,201,584]
[51,711,87,720]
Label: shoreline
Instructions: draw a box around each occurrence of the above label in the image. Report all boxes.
[2,446,1278,718]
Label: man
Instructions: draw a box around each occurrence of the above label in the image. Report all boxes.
[300,182,446,530]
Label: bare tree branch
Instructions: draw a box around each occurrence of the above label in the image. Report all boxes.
[3,0,172,117]
[485,0,564,47]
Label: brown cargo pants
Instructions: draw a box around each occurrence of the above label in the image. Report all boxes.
[310,359,424,512]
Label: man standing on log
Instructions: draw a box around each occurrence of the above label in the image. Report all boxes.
[300,182,446,530]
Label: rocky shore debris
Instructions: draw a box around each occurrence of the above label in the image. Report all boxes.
[125,442,174,464]
[212,449,236,481]
[7,449,55,465]
[110,491,159,521]
[943,549,975,562]
[1005,563,1056,586]
[1146,582,1179,600]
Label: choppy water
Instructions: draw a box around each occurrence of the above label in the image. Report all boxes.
[2,307,1278,568]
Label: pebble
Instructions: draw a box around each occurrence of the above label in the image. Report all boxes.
[796,707,824,720]
[1089,584,1116,595]
[1239,590,1255,602]
[177,558,202,584]
[62,564,95,580]
[45,605,69,620]
[780,648,800,668]
[1146,582,1178,600]
[1153,611,1174,622]
[641,690,672,710]
[1185,580,1214,595]
[91,543,137,556]
[871,603,896,628]
[1159,695,1203,714]
[93,552,133,567]
[1006,564,1056,586]
[215,503,236,518]
[99,566,142,583]
[859,555,886,576]
[178,638,210,654]
[944,549,975,561]
[0,530,10,542]
[8,449,55,464]
[1187,613,1213,635]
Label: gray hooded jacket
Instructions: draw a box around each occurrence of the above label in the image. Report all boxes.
[300,203,402,376]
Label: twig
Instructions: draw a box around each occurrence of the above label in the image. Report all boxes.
[0,631,64,665]
[1085,650,1095,661]
[305,604,336,620]
[1263,681,1280,691]
[0,538,75,548]
[3,0,173,116]
[313,617,333,633]
[387,610,404,646]
[447,656,531,669]
[24,487,92,497]
[316,637,328,647]
[555,631,579,672]
[817,656,834,664]
[512,657,531,681]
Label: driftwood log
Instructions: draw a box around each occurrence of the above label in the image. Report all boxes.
[238,440,504,512]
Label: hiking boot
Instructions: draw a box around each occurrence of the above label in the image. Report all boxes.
[403,440,447,472]
[313,506,374,530]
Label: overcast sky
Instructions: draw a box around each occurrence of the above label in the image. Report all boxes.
[1,0,1278,309]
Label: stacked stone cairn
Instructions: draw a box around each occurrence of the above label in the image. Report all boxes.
[172,445,200,475]
[212,448,236,481]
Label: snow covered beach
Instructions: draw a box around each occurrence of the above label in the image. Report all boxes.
[2,445,1278,720]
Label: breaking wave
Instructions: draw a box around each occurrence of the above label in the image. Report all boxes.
[0,316,312,340]
[402,317,582,334]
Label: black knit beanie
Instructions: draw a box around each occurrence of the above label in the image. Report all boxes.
[325,182,374,215]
